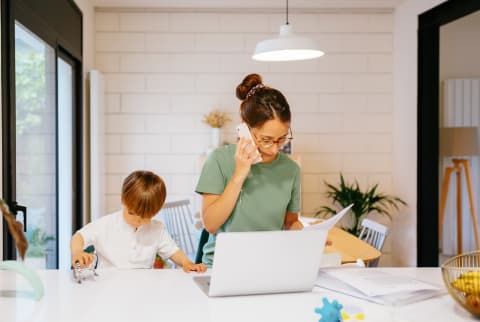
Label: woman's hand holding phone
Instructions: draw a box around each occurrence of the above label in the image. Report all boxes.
[232,123,263,183]
[233,137,260,182]
[235,123,262,163]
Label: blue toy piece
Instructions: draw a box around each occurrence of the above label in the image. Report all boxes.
[315,297,343,322]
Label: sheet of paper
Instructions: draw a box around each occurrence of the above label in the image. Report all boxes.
[301,204,353,231]
[324,268,439,296]
[315,269,445,306]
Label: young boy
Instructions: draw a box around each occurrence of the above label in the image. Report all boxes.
[71,170,206,272]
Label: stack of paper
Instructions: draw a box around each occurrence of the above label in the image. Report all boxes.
[315,268,446,306]
[300,204,353,231]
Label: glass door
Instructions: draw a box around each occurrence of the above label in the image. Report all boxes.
[14,22,56,268]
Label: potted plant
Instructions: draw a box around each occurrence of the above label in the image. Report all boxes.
[315,173,406,236]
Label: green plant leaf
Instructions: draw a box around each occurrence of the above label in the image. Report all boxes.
[315,206,337,218]
[316,173,407,235]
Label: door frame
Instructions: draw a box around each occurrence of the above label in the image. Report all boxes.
[1,0,18,260]
[417,0,480,266]
[56,47,83,267]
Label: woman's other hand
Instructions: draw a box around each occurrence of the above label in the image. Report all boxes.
[289,221,304,230]
[285,213,303,230]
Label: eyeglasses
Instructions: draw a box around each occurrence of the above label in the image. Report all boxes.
[249,127,293,149]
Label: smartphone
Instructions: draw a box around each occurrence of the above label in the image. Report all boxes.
[235,123,262,164]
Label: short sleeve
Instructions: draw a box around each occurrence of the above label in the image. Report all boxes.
[156,227,180,259]
[287,166,301,213]
[77,220,101,247]
[195,151,227,195]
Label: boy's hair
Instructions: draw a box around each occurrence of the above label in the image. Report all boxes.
[121,170,167,219]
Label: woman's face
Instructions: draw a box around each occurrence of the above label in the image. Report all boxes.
[250,119,290,163]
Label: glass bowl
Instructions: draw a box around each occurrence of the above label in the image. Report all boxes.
[441,251,480,317]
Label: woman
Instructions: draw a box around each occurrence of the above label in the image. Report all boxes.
[195,73,303,267]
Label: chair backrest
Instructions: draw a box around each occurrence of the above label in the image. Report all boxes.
[357,218,389,267]
[156,200,198,261]
[195,229,210,264]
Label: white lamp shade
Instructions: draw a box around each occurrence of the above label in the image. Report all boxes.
[252,24,324,62]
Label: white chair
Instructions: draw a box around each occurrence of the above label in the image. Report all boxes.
[357,218,389,267]
[156,200,199,262]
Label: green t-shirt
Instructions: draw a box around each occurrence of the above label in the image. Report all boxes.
[195,144,301,267]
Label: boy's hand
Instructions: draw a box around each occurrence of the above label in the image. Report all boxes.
[182,262,207,273]
[72,251,94,268]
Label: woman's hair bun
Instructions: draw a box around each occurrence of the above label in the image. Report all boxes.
[236,73,263,100]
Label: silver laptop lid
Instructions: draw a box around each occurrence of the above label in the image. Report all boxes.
[209,229,328,297]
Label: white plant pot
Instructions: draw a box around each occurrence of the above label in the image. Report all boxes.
[210,128,220,148]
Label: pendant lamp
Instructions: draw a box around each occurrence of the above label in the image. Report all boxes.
[252,0,324,62]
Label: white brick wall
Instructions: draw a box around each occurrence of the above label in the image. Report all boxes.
[95,9,395,264]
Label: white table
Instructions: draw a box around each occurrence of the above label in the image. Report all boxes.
[0,267,477,322]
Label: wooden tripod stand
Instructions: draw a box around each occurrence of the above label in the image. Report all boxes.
[439,159,480,254]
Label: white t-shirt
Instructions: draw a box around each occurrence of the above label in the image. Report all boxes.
[78,211,179,269]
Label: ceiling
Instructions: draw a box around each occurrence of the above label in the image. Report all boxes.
[92,0,405,10]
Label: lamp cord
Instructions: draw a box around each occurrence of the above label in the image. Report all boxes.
[286,0,289,25]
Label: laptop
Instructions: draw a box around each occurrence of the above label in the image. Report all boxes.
[193,229,328,297]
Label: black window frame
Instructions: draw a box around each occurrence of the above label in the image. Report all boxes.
[1,0,83,263]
